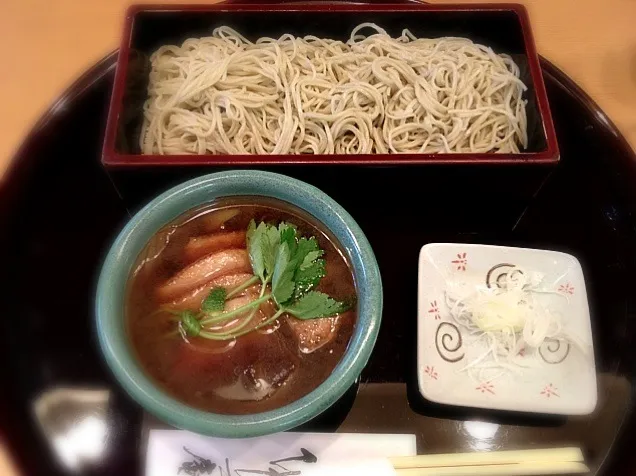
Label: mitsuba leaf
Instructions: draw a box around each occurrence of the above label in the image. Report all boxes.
[247,220,289,284]
[278,222,297,254]
[284,291,348,319]
[246,219,257,242]
[246,220,267,282]
[262,224,281,280]
[294,237,320,267]
[300,250,324,270]
[271,242,296,305]
[293,259,326,299]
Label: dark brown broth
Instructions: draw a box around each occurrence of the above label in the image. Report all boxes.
[126,197,356,414]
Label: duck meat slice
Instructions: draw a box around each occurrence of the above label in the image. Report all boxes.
[183,231,247,263]
[157,249,251,302]
[285,314,343,353]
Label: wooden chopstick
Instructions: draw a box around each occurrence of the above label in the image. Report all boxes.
[394,461,589,476]
[389,447,588,476]
[389,447,584,469]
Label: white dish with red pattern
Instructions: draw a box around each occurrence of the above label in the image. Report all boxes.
[417,243,597,415]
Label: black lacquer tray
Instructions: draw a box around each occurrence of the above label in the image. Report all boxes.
[1,8,636,476]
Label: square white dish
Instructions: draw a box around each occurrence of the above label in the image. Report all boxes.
[417,243,597,415]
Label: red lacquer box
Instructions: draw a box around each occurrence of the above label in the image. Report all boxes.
[102,2,559,168]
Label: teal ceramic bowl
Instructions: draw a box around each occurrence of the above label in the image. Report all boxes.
[96,170,382,437]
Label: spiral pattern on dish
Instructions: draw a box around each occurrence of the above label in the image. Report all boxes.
[435,322,465,363]
[485,263,524,289]
[538,338,571,364]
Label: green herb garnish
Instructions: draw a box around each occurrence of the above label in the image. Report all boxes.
[285,291,352,319]
[175,220,353,341]
[179,310,201,337]
[201,287,227,313]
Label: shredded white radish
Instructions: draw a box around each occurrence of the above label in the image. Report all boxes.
[445,266,584,380]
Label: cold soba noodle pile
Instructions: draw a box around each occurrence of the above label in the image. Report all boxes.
[141,24,528,155]
[127,199,357,414]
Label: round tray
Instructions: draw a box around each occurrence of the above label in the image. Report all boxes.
[2,29,636,476]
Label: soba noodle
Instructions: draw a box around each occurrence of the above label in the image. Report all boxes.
[140,24,528,155]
